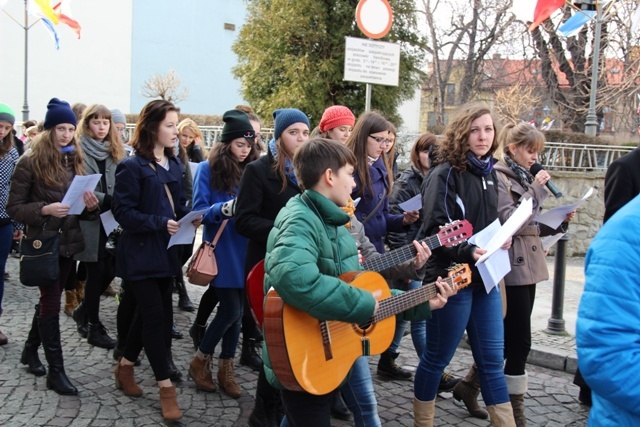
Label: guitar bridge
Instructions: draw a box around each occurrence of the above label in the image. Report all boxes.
[319,320,333,361]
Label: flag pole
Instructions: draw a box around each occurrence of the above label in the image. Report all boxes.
[21,0,30,122]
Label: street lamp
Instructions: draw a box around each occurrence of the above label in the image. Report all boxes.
[583,0,602,137]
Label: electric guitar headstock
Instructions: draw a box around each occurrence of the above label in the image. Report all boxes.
[438,220,473,248]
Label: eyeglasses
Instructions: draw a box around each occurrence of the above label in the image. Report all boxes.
[369,135,392,146]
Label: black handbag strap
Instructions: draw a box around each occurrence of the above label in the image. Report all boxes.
[361,193,386,227]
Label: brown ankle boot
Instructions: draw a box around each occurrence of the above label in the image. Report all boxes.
[452,364,488,419]
[160,385,183,420]
[188,354,217,392]
[217,358,241,398]
[114,361,142,397]
[75,280,86,302]
[64,290,78,317]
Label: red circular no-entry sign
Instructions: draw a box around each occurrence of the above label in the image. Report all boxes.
[355,0,393,39]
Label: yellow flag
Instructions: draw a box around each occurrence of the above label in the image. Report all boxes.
[33,0,59,25]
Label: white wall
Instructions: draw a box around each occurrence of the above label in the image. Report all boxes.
[0,0,133,123]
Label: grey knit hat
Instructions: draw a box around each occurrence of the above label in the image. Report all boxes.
[110,109,127,125]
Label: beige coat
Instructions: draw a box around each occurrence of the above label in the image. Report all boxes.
[494,161,565,286]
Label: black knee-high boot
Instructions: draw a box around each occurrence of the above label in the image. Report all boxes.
[20,304,46,376]
[39,316,78,395]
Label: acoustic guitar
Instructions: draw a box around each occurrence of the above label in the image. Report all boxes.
[246,219,473,327]
[263,264,472,395]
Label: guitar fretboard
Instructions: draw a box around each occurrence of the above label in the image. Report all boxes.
[362,234,441,272]
[372,276,455,322]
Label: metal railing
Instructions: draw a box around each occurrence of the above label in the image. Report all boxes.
[123,125,634,171]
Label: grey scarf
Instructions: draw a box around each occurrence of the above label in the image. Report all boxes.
[80,134,111,161]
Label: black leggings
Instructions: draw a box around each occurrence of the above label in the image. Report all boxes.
[123,277,173,381]
[84,256,116,324]
[503,284,536,375]
[281,388,335,427]
[39,257,75,317]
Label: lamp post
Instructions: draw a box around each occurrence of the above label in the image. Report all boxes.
[21,0,30,122]
[584,0,602,137]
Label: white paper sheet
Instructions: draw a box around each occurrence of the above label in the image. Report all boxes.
[476,198,533,264]
[189,162,199,181]
[541,232,566,251]
[167,208,208,248]
[100,210,120,236]
[398,194,422,212]
[469,219,512,293]
[536,187,594,229]
[61,174,102,215]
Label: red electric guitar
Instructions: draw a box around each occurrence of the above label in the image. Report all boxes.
[264,264,472,394]
[246,219,473,327]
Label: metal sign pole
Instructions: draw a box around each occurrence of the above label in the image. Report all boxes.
[365,83,372,112]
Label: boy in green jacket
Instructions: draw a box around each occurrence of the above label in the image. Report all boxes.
[263,138,455,426]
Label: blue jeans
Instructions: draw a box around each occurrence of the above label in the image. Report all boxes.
[414,283,509,406]
[0,223,12,314]
[341,356,381,427]
[199,287,243,359]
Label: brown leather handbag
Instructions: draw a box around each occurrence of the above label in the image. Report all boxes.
[186,220,228,286]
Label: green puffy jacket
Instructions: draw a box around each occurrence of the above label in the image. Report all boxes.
[263,190,432,390]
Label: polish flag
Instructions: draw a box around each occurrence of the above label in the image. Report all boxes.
[529,0,565,31]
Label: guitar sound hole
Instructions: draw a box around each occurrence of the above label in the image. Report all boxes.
[355,320,373,332]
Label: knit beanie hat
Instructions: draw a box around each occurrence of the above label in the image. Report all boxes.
[221,109,255,143]
[0,103,16,126]
[273,108,310,140]
[319,105,355,133]
[110,108,127,125]
[43,98,77,130]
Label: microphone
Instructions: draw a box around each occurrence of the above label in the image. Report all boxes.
[530,163,562,198]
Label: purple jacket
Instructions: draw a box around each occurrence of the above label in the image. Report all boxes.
[351,157,404,253]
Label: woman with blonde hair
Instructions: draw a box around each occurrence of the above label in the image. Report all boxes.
[71,104,125,349]
[177,118,205,162]
[8,98,100,395]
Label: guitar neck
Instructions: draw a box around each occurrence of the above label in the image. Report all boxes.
[361,234,442,273]
[372,276,454,322]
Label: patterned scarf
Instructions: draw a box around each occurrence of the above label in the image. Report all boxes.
[269,138,298,187]
[466,152,495,176]
[504,155,534,190]
[340,197,356,228]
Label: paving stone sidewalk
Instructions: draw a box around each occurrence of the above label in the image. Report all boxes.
[0,255,590,426]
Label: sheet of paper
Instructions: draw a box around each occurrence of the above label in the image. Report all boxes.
[398,194,421,212]
[536,187,594,229]
[61,174,102,215]
[167,208,208,248]
[469,219,511,293]
[541,232,566,251]
[189,162,199,180]
[100,210,120,236]
[476,198,533,264]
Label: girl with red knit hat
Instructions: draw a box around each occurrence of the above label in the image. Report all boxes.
[319,105,356,144]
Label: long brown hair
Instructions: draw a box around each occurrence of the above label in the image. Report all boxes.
[29,128,84,187]
[437,102,500,172]
[0,129,13,158]
[130,100,180,160]
[410,133,438,174]
[345,111,392,199]
[208,140,259,195]
[78,104,125,162]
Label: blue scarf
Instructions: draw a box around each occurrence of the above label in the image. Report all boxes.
[269,138,298,187]
[466,152,495,176]
[60,145,75,154]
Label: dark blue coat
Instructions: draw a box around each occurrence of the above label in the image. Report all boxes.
[351,156,404,253]
[113,154,190,281]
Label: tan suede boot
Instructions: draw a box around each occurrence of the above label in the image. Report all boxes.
[159,385,183,421]
[487,402,516,427]
[188,353,217,392]
[75,280,85,302]
[114,361,142,397]
[452,364,488,419]
[413,397,435,427]
[217,358,241,398]
[63,290,78,317]
[505,372,528,427]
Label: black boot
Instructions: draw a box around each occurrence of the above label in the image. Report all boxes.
[71,301,88,338]
[240,338,262,371]
[87,321,116,349]
[38,316,78,395]
[171,321,183,340]
[167,348,182,382]
[249,370,282,427]
[20,305,46,377]
[377,350,413,380]
[175,278,194,312]
[189,322,207,350]
[330,392,351,421]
